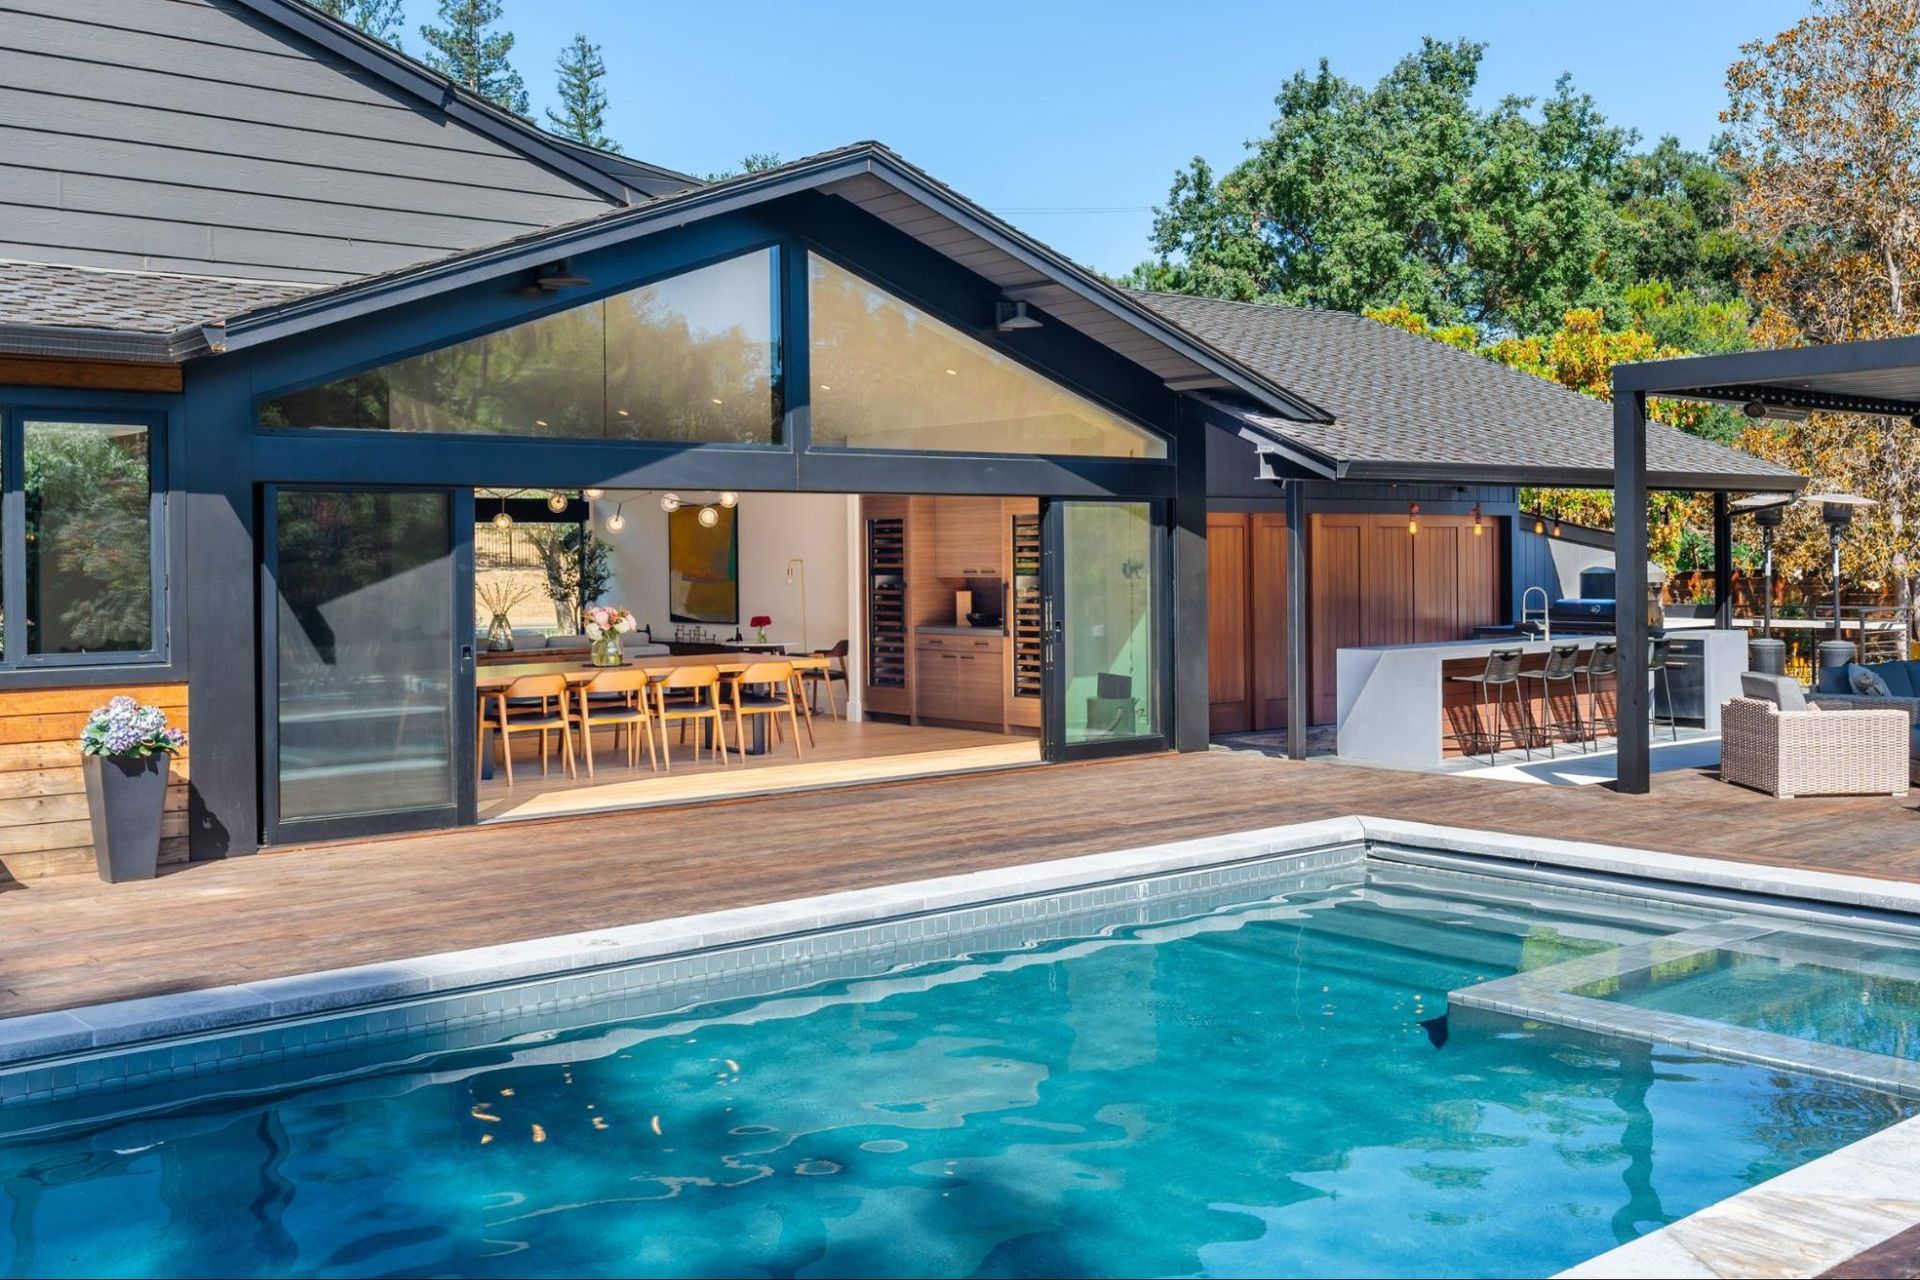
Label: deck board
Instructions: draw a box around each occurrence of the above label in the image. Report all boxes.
[3,751,1918,1019]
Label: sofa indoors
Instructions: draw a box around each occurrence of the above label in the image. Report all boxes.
[474,630,672,658]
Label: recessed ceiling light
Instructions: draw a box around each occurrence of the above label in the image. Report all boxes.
[817,384,831,391]
[615,408,630,417]
[944,369,957,376]
[711,397,724,405]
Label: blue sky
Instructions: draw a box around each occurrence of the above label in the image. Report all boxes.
[394,1,1812,276]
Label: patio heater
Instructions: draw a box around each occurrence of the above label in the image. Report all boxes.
[1731,493,1794,675]
[1808,492,1876,692]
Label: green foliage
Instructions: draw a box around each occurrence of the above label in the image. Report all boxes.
[421,0,529,117]
[24,424,152,653]
[530,525,612,631]
[306,0,405,46]
[704,153,785,182]
[1132,38,1751,339]
[547,34,619,152]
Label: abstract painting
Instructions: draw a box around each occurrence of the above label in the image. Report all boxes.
[668,505,738,623]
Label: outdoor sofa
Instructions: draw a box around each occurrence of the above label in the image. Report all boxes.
[1721,672,1910,799]
[1808,659,1920,784]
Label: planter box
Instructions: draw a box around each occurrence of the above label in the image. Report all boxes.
[82,753,171,883]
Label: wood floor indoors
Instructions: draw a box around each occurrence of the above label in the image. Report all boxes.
[478,718,1039,822]
[3,750,1917,1020]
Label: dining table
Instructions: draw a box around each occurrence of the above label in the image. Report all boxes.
[475,652,829,775]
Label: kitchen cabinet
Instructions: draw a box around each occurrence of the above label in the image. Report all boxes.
[932,498,1001,579]
[915,631,1004,725]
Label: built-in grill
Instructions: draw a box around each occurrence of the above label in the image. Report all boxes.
[1548,567,1622,634]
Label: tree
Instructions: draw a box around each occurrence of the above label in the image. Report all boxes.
[1724,0,1920,646]
[306,0,405,46]
[547,34,620,152]
[420,0,529,117]
[703,152,784,182]
[529,525,612,632]
[1130,38,1753,340]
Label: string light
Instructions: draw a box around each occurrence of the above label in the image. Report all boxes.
[583,488,604,499]
[718,492,739,508]
[660,493,682,512]
[698,505,721,528]
[606,500,628,533]
[546,492,568,514]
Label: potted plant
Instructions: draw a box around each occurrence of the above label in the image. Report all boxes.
[583,604,637,666]
[80,696,187,883]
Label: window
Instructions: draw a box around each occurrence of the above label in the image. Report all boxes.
[0,413,164,665]
[260,249,783,445]
[807,253,1168,459]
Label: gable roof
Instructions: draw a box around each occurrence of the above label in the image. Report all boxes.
[1132,291,1803,491]
[0,260,313,362]
[199,142,1333,421]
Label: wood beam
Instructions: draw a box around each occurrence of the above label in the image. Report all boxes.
[0,356,182,394]
[1614,391,1651,794]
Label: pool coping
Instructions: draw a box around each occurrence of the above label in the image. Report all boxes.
[4,814,1920,1278]
[7,813,1920,1072]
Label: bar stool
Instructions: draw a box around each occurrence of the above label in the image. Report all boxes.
[1650,636,1680,742]
[1576,641,1619,746]
[1519,643,1586,756]
[1448,647,1530,764]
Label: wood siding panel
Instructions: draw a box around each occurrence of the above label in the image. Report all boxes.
[1206,514,1251,733]
[0,681,189,882]
[1248,514,1289,729]
[0,0,615,282]
[1309,514,1501,725]
[0,356,182,392]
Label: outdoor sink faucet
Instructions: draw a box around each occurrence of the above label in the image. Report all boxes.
[1521,586,1551,644]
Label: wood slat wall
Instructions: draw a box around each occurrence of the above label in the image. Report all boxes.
[0,683,189,882]
[1206,512,1289,734]
[1309,514,1502,724]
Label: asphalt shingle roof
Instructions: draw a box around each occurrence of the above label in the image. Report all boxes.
[1131,290,1801,487]
[0,260,311,336]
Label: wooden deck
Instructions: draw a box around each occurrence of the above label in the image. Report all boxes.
[3,750,1917,1020]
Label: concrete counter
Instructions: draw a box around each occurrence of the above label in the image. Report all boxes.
[1335,630,1747,769]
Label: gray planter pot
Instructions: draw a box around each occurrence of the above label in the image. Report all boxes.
[82,753,170,883]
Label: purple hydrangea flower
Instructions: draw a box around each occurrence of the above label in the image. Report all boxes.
[81,696,187,759]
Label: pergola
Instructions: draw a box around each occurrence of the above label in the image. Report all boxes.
[1611,334,1920,792]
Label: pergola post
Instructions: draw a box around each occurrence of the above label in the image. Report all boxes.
[1712,491,1733,629]
[1614,390,1651,794]
[1285,479,1308,761]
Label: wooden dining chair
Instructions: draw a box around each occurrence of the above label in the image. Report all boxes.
[487,673,575,787]
[651,665,727,770]
[725,661,804,762]
[802,640,851,720]
[576,668,656,777]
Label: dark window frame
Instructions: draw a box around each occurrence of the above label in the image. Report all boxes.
[799,241,1178,464]
[250,241,790,451]
[1,407,168,670]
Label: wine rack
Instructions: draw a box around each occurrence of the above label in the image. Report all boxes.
[867,516,907,689]
[1011,513,1042,701]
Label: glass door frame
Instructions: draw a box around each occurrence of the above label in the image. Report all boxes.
[1039,497,1174,763]
[258,483,477,845]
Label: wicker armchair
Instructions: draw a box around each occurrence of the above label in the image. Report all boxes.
[1720,697,1909,799]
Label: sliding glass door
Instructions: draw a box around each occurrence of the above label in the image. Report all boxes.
[262,487,473,842]
[1041,500,1169,760]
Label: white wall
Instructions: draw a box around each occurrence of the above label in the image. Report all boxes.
[589,491,856,657]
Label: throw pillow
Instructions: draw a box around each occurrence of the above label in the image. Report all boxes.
[1849,664,1894,698]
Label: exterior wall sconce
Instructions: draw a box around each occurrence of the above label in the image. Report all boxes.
[1533,515,1545,535]
[1551,519,1562,538]
[1471,502,1483,536]
[1407,502,1420,535]
[996,299,1043,331]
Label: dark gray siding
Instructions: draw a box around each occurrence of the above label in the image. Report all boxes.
[0,0,621,282]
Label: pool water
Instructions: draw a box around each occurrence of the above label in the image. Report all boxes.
[1580,932,1920,1062]
[1,869,1912,1279]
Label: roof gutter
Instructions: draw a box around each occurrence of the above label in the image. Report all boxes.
[1328,457,1807,492]
[0,323,212,364]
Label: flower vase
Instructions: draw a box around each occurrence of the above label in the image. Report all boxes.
[754,627,768,644]
[591,635,623,667]
[486,612,514,652]
[83,754,170,883]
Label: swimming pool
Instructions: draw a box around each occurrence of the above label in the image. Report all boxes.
[1,852,1915,1278]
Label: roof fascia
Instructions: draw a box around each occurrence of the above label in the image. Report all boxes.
[226,0,642,204]
[858,157,1336,426]
[1614,334,1920,398]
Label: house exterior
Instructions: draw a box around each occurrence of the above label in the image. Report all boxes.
[0,0,1797,877]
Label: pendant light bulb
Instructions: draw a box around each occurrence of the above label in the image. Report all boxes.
[545,492,568,514]
[698,505,720,528]
[660,493,682,513]
[719,491,739,508]
[606,509,627,533]
[492,509,514,530]
[1471,502,1483,536]
[583,488,604,500]
[1407,502,1419,536]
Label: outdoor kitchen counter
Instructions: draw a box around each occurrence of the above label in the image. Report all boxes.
[1334,630,1747,769]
